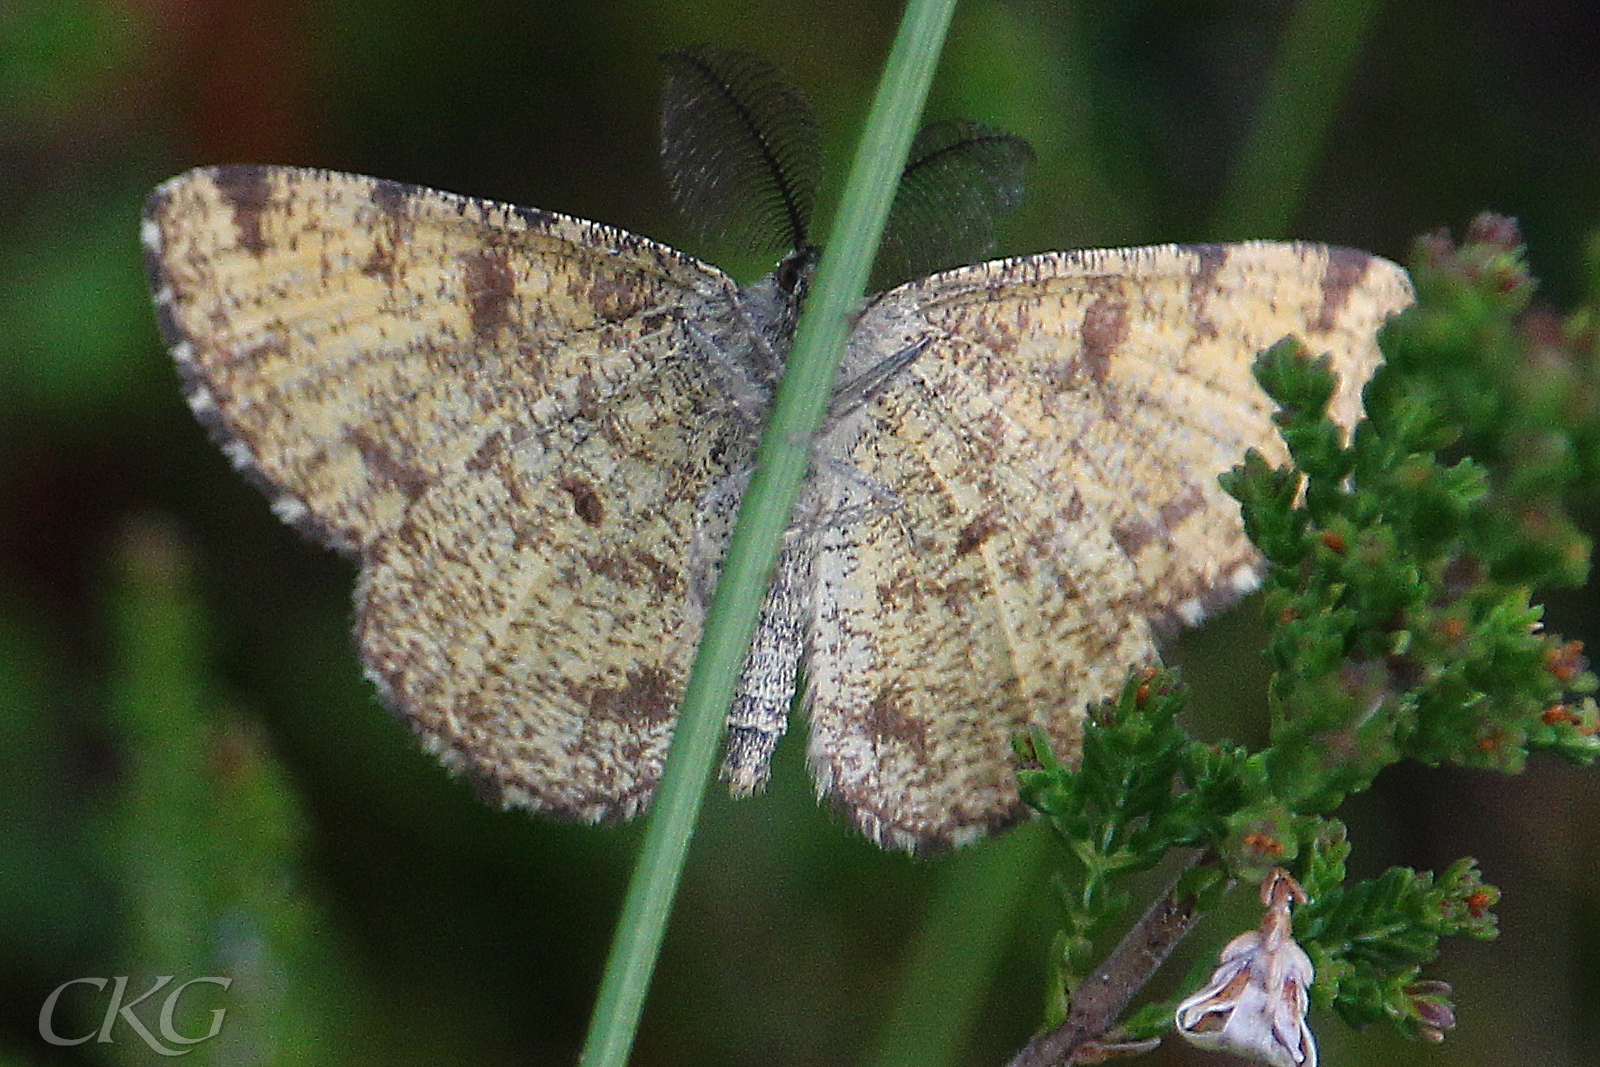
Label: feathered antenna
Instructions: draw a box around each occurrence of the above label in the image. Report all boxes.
[660,46,822,255]
[873,119,1033,289]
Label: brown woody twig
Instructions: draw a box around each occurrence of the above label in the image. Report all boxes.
[1006,853,1223,1067]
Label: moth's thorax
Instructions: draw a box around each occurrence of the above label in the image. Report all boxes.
[733,245,817,377]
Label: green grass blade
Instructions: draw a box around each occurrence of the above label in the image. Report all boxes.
[867,822,1050,1067]
[576,5,962,1066]
[1208,0,1387,239]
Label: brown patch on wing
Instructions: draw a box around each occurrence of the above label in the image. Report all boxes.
[465,245,515,340]
[1315,247,1372,332]
[1112,516,1159,558]
[360,180,415,285]
[369,177,409,219]
[955,511,1003,557]
[1187,244,1229,339]
[1158,484,1207,528]
[211,164,273,257]
[347,428,432,502]
[464,431,506,473]
[583,269,649,324]
[360,241,395,283]
[584,550,676,597]
[573,665,679,727]
[559,476,605,526]
[863,686,930,756]
[1080,289,1129,383]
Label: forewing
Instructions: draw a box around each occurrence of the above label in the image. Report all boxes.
[812,242,1414,849]
[145,165,748,819]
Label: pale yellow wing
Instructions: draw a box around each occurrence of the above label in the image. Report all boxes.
[810,242,1414,850]
[144,165,749,819]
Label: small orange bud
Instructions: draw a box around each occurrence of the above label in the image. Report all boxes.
[1542,704,1581,726]
[1242,832,1286,857]
[1545,640,1586,684]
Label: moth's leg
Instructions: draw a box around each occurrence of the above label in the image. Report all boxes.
[804,457,900,524]
[684,318,775,431]
[825,337,929,421]
[688,463,753,616]
[722,539,815,795]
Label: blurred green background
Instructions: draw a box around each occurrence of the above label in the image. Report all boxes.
[2,0,1597,1064]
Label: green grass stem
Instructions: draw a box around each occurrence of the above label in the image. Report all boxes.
[867,822,1050,1067]
[1208,0,1387,239]
[575,4,961,1065]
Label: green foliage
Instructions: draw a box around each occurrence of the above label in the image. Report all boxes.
[1023,217,1600,1055]
[1016,670,1248,1023]
[1231,216,1600,813]
[100,518,372,1064]
[1296,829,1498,1041]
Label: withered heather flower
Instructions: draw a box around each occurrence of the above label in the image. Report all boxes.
[1175,868,1316,1067]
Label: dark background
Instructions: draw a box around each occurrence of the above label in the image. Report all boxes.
[2,0,1598,1064]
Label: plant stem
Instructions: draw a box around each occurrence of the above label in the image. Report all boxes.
[575,5,959,1066]
[868,822,1051,1067]
[1005,854,1217,1067]
[1208,0,1387,239]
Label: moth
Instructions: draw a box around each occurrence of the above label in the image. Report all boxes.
[143,49,1412,850]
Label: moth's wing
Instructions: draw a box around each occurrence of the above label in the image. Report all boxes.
[810,243,1414,850]
[145,164,750,820]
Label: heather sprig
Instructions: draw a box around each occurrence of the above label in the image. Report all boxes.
[1015,217,1599,1066]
